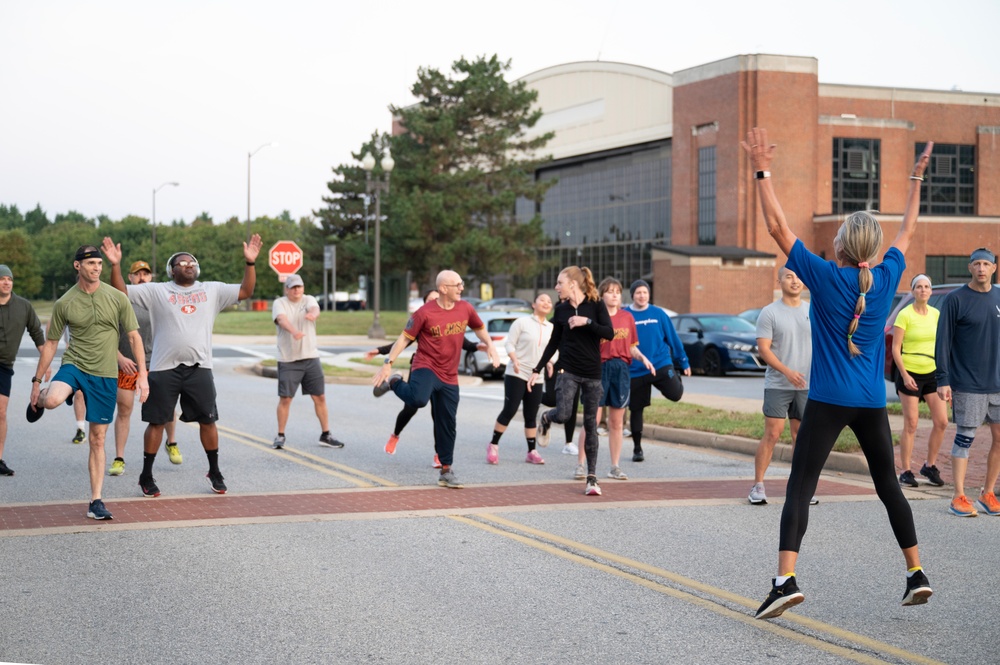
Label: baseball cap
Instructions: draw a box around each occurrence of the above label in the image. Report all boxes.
[129,260,152,274]
[284,274,304,289]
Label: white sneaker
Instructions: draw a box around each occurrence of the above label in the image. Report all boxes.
[596,425,608,437]
[573,464,587,480]
[561,442,578,455]
[748,482,767,505]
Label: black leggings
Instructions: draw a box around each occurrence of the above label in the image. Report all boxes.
[629,367,684,448]
[779,399,918,552]
[495,375,544,429]
[394,404,420,436]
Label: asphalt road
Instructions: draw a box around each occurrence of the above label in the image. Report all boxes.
[0,343,986,665]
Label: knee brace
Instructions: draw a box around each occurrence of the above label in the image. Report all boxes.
[952,428,975,459]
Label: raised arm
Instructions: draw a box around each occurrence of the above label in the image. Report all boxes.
[238,234,263,301]
[891,142,934,256]
[101,237,128,293]
[741,128,797,257]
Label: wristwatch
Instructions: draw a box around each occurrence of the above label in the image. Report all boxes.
[383,358,393,365]
[31,376,43,384]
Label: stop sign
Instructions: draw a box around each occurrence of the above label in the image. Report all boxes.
[269,240,303,279]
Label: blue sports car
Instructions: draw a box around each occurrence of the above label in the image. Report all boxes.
[671,313,766,376]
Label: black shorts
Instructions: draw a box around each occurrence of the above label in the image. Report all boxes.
[0,365,12,397]
[629,365,683,410]
[143,365,218,425]
[894,370,937,401]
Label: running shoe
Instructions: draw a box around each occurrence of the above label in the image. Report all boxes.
[899,470,918,487]
[949,495,978,517]
[561,442,578,456]
[809,496,819,506]
[573,464,587,480]
[623,427,631,438]
[108,458,125,476]
[976,490,1000,516]
[25,402,44,423]
[607,466,628,480]
[755,576,804,619]
[373,373,402,398]
[525,450,545,465]
[585,476,602,496]
[272,435,285,450]
[432,454,442,469]
[901,569,933,606]
[596,424,608,437]
[87,499,113,520]
[537,414,551,448]
[486,443,499,465]
[139,474,160,497]
[72,428,86,445]
[0,460,14,476]
[385,434,399,455]
[919,463,944,487]
[319,433,346,448]
[748,482,767,505]
[438,470,464,489]
[166,442,183,464]
[632,448,644,462]
[207,471,227,494]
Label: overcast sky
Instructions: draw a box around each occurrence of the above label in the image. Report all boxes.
[2,0,998,227]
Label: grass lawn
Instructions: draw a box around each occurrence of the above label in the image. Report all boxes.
[213,309,412,336]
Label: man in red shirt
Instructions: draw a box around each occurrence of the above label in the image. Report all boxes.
[373,270,498,488]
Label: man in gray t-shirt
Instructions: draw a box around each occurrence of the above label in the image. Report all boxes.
[748,266,812,505]
[103,235,262,498]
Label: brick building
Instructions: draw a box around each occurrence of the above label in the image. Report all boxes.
[517,55,1000,314]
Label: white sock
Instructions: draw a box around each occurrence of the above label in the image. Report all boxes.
[77,421,86,430]
[775,574,793,585]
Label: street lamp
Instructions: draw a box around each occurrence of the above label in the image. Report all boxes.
[151,181,179,276]
[361,150,394,339]
[247,141,277,240]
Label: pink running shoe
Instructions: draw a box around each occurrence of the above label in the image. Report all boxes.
[487,443,499,465]
[432,454,442,469]
[385,434,399,455]
[525,450,545,465]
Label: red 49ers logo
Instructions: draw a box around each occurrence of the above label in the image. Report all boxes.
[180,305,197,314]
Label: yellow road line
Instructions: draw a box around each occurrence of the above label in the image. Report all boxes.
[453,514,945,665]
[214,423,397,488]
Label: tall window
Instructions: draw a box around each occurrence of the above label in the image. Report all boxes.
[832,138,880,214]
[698,146,716,245]
[925,255,990,285]
[918,143,975,215]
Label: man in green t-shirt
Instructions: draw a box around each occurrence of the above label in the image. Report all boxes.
[28,245,148,520]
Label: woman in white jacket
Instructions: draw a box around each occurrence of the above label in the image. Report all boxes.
[486,293,555,464]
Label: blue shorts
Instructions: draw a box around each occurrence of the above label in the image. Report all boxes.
[600,358,631,409]
[52,364,117,424]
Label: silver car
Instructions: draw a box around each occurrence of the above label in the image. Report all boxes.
[463,311,519,377]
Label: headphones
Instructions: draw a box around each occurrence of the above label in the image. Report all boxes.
[165,252,201,280]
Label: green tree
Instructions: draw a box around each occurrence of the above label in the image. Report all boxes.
[388,54,555,287]
[0,204,24,231]
[0,230,42,297]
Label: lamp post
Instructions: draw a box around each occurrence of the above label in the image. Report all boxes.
[361,150,394,339]
[151,181,179,276]
[247,142,277,240]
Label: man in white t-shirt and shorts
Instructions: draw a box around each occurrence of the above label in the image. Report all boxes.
[102,234,262,497]
[749,266,813,505]
[271,274,344,450]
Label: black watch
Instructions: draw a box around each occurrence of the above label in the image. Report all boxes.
[31,376,43,384]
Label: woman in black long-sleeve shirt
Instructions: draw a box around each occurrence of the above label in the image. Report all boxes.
[531,266,613,495]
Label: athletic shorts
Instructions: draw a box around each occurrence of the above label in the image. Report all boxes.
[0,365,12,397]
[143,365,218,425]
[894,370,937,400]
[277,358,326,397]
[118,370,138,391]
[600,358,631,409]
[952,391,1000,429]
[52,363,117,424]
[762,388,808,420]
[629,365,683,409]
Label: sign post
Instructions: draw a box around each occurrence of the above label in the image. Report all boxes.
[268,240,303,281]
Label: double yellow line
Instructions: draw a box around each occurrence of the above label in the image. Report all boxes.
[455,514,945,665]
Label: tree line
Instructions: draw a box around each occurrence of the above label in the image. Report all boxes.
[2,54,555,302]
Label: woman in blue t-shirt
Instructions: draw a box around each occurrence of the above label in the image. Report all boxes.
[742,127,934,621]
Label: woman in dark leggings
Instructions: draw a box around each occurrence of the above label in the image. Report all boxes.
[530,266,613,496]
[744,127,935,620]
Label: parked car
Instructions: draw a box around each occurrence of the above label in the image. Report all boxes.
[463,311,519,377]
[883,283,963,381]
[477,298,531,312]
[672,313,766,376]
[738,307,763,325]
[463,296,483,309]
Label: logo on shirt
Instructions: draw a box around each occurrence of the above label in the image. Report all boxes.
[181,305,197,315]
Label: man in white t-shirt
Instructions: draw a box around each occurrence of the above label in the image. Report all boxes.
[749,266,813,505]
[102,235,262,498]
[271,274,343,450]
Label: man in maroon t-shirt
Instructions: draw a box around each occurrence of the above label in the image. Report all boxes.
[373,270,498,488]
